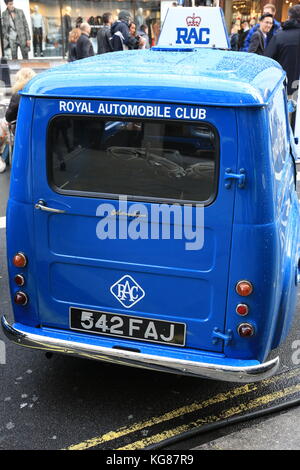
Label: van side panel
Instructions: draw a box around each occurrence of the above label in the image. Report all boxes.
[225,97,300,362]
[225,108,279,361]
[269,89,300,348]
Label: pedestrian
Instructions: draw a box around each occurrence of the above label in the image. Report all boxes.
[68,28,81,62]
[75,22,94,60]
[75,16,83,28]
[129,22,146,49]
[242,3,280,52]
[129,23,146,49]
[97,12,113,54]
[2,0,31,60]
[5,67,36,131]
[129,22,137,38]
[265,5,300,99]
[110,10,144,51]
[238,20,250,50]
[138,24,150,49]
[0,68,36,173]
[230,24,239,51]
[0,119,10,173]
[248,14,274,55]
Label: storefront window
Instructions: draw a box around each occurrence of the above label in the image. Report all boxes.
[30,0,161,58]
[5,0,265,60]
[0,0,160,59]
[30,1,62,57]
[232,1,262,25]
[281,1,299,22]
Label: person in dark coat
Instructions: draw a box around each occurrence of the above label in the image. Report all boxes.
[138,24,150,49]
[242,3,280,52]
[75,22,94,59]
[68,28,81,62]
[97,12,113,54]
[265,5,300,98]
[230,24,239,51]
[110,10,142,51]
[248,14,273,55]
[238,20,250,50]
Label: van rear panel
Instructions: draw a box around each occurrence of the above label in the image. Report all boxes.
[4,48,298,382]
[26,98,238,353]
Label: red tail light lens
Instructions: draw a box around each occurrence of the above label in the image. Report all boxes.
[236,304,249,316]
[14,275,25,287]
[236,280,253,297]
[238,323,254,337]
[14,291,28,306]
[13,253,27,268]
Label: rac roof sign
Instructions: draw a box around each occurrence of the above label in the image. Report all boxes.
[157,7,230,49]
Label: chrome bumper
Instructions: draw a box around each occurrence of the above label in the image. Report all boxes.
[1,315,280,383]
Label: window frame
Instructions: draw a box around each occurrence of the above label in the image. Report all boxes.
[47,114,220,206]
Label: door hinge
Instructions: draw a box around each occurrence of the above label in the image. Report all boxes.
[224,168,246,189]
[212,327,233,346]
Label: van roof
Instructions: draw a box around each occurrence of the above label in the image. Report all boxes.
[23,48,285,107]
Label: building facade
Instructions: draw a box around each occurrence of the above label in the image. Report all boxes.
[1,0,163,59]
[228,0,300,25]
[0,0,298,60]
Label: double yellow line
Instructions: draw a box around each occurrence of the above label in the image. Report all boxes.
[65,368,300,451]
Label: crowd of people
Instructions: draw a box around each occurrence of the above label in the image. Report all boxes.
[66,3,300,104]
[230,4,280,52]
[1,4,300,173]
[230,3,300,102]
[0,9,150,173]
[67,10,150,62]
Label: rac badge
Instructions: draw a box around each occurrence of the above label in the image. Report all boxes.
[176,13,210,45]
[110,275,145,309]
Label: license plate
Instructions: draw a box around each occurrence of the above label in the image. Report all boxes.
[70,307,186,347]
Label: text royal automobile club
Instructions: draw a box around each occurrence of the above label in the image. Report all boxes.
[59,100,207,120]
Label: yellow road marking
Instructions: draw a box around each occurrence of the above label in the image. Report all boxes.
[118,382,300,450]
[65,368,300,450]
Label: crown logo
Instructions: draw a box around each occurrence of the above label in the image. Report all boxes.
[186,13,201,27]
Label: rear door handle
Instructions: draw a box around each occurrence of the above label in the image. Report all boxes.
[35,200,66,214]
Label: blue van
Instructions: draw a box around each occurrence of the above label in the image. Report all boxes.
[2,47,300,382]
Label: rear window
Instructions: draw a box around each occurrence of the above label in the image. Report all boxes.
[48,116,218,203]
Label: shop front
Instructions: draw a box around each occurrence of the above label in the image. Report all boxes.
[1,0,296,61]
[281,0,299,22]
[231,1,265,26]
[231,0,300,25]
[0,0,161,59]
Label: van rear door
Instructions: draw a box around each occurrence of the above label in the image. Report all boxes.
[32,99,237,353]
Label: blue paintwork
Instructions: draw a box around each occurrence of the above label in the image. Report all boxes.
[22,49,284,106]
[5,48,300,377]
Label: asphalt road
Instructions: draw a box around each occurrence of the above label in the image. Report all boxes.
[1,167,300,451]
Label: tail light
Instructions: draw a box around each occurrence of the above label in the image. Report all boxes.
[14,275,25,287]
[14,291,28,306]
[238,323,254,337]
[236,303,249,316]
[236,280,253,296]
[13,253,27,268]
